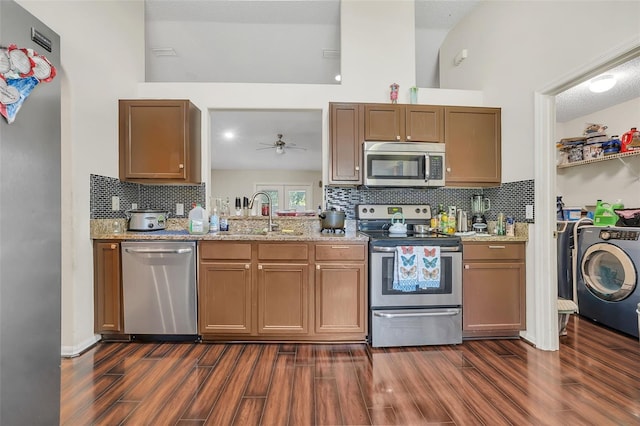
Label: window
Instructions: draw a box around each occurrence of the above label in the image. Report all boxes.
[255,183,313,216]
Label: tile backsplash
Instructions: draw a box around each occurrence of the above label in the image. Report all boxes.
[326,179,535,222]
[90,174,205,219]
[91,174,534,223]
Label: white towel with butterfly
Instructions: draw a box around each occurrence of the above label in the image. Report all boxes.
[392,246,441,292]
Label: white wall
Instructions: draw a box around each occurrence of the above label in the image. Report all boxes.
[25,0,639,353]
[439,0,640,348]
[20,0,421,354]
[439,1,640,184]
[211,169,323,213]
[557,97,640,208]
[18,0,145,355]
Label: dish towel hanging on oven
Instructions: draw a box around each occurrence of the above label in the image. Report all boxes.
[393,246,441,292]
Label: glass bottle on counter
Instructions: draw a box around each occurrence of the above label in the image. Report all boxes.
[219,198,230,231]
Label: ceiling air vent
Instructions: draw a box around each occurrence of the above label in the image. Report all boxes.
[151,47,177,57]
[322,49,340,59]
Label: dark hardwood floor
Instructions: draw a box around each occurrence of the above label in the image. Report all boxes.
[61,315,640,425]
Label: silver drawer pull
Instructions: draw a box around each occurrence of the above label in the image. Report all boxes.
[124,248,192,254]
[488,245,506,249]
[331,246,350,249]
[373,309,460,318]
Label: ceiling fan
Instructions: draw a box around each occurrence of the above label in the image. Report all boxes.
[256,134,306,155]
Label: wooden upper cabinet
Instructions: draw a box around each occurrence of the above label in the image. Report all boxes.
[364,104,404,141]
[405,105,444,142]
[364,104,444,142]
[444,106,501,187]
[329,103,364,184]
[119,99,201,183]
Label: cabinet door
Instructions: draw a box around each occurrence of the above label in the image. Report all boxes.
[94,241,122,333]
[329,103,363,183]
[364,104,403,141]
[405,105,444,142]
[199,262,252,334]
[445,107,501,187]
[463,262,526,332]
[315,263,366,334]
[119,99,201,183]
[257,263,309,334]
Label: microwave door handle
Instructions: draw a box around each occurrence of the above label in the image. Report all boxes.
[424,154,430,182]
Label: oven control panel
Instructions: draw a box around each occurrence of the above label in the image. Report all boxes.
[357,204,432,220]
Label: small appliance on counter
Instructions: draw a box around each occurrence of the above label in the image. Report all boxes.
[471,195,490,233]
[126,209,169,231]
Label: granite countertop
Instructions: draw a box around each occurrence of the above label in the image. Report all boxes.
[91,218,528,243]
[459,222,529,242]
[91,217,368,242]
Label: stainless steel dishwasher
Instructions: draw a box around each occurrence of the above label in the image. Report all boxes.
[121,241,197,336]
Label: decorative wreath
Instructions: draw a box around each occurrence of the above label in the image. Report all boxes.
[0,44,56,123]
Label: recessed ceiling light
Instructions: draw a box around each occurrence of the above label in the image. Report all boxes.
[334,74,342,82]
[589,74,616,93]
[223,131,234,139]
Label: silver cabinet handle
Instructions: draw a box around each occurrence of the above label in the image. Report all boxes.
[124,248,192,254]
[355,166,360,171]
[258,264,263,270]
[316,265,321,270]
[245,264,250,269]
[331,246,351,249]
[373,309,460,318]
[488,245,506,249]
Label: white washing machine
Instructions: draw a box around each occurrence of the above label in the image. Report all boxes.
[576,226,640,338]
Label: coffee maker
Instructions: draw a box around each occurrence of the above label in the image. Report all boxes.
[471,195,491,233]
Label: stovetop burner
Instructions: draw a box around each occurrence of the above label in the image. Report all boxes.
[321,228,345,234]
[356,203,461,248]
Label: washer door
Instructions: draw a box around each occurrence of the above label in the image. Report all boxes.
[581,243,637,301]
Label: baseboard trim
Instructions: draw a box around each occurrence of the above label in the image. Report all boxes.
[61,334,101,358]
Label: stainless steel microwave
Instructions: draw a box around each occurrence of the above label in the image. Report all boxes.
[363,142,445,187]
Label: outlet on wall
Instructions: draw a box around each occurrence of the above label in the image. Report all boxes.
[525,205,534,220]
[111,196,119,211]
[176,203,184,216]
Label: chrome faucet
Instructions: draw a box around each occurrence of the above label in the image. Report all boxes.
[248,191,278,232]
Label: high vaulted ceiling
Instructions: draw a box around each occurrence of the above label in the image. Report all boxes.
[144,1,640,170]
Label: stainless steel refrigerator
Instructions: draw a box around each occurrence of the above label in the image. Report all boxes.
[0,1,61,424]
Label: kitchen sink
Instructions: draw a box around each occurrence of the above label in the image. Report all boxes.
[222,229,304,237]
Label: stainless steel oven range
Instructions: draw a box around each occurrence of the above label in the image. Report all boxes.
[358,204,462,347]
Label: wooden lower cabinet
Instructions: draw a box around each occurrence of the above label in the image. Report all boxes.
[257,262,309,334]
[199,262,252,334]
[93,241,123,333]
[315,263,366,334]
[198,240,367,342]
[462,242,526,338]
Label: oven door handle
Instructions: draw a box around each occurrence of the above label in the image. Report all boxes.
[373,309,461,318]
[371,246,460,253]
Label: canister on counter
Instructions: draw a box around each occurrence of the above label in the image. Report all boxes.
[506,216,515,236]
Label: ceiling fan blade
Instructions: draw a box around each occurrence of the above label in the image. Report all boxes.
[255,146,273,151]
[288,146,307,151]
[259,142,275,147]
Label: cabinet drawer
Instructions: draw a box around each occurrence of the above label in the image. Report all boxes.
[257,243,309,260]
[315,244,366,261]
[463,242,524,261]
[200,242,252,260]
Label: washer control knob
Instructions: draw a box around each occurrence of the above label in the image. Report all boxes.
[600,230,611,240]
[415,208,420,214]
